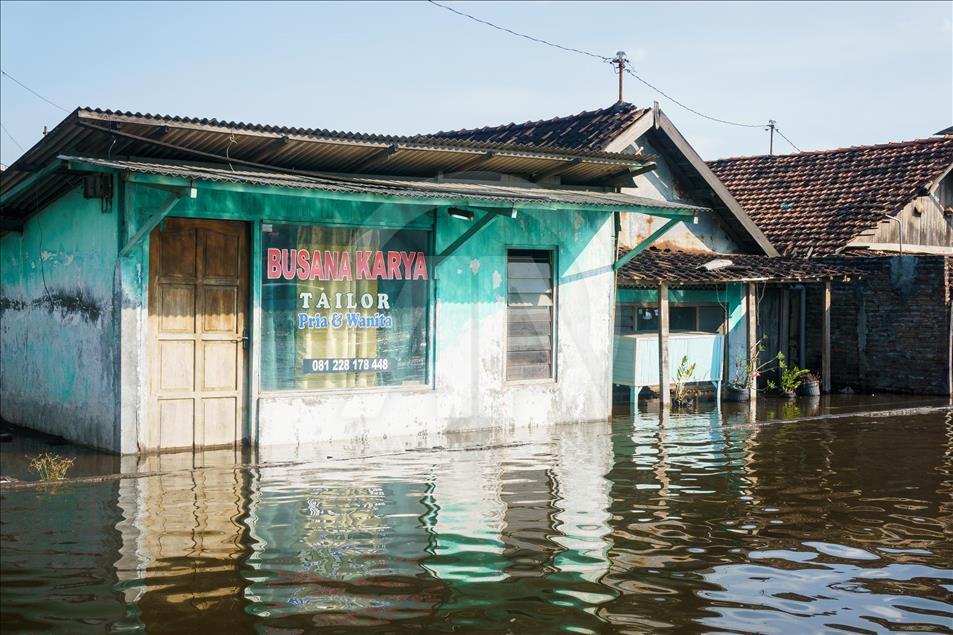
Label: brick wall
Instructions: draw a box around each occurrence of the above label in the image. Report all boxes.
[804,255,951,395]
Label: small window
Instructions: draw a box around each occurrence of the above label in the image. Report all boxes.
[638,307,659,332]
[507,250,554,380]
[698,305,725,333]
[670,306,697,332]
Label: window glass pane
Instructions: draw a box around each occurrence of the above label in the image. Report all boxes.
[260,223,429,390]
[636,307,659,332]
[507,250,553,379]
[670,306,697,331]
[698,305,725,333]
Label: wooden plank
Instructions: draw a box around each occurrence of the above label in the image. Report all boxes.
[507,277,553,294]
[507,335,553,352]
[508,320,552,337]
[658,282,670,407]
[507,307,551,323]
[507,260,552,278]
[747,282,758,401]
[822,281,831,393]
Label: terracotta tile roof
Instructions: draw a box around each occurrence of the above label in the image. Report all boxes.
[708,137,953,256]
[427,101,649,151]
[617,248,860,286]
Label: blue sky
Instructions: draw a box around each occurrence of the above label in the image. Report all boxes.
[1,1,950,167]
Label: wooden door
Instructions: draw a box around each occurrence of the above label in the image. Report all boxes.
[148,218,248,451]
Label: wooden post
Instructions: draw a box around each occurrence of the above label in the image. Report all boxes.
[779,287,790,362]
[658,282,670,408]
[822,281,831,393]
[747,283,758,401]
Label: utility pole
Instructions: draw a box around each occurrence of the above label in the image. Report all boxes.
[766,120,776,155]
[612,51,627,102]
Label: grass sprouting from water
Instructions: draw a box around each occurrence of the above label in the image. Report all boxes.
[29,451,75,480]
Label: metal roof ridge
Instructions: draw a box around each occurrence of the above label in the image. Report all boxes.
[75,107,649,162]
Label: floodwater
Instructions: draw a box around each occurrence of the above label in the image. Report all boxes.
[2,397,952,633]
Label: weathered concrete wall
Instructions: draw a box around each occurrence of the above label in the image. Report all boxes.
[805,255,951,395]
[0,185,120,449]
[115,180,615,450]
[258,206,615,446]
[618,138,741,254]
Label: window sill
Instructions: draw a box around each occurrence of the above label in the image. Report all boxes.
[258,384,433,399]
[504,378,557,387]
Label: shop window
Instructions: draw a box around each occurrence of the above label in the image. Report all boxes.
[507,249,555,380]
[260,223,430,391]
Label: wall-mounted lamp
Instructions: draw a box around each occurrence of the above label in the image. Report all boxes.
[448,207,475,221]
[693,213,699,225]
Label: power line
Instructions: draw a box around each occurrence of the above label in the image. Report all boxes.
[1,122,25,152]
[427,1,611,62]
[427,1,770,130]
[622,67,762,128]
[775,127,802,152]
[1,69,69,112]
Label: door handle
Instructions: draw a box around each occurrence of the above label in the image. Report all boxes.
[241,328,249,350]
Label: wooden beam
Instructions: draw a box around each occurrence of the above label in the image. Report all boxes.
[614,217,681,271]
[434,208,510,266]
[779,287,790,362]
[447,151,496,174]
[658,282,671,408]
[352,144,401,172]
[600,162,657,187]
[531,158,581,182]
[822,280,831,392]
[0,160,63,206]
[747,282,758,401]
[120,189,186,257]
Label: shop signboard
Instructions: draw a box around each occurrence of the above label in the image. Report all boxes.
[260,223,429,391]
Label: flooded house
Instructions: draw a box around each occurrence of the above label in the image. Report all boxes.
[710,134,953,395]
[0,107,708,454]
[430,101,856,407]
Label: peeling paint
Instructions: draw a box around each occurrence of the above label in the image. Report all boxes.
[492,271,502,290]
[469,259,481,275]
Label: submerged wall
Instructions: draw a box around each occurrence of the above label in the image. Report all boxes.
[0,184,120,450]
[805,255,951,395]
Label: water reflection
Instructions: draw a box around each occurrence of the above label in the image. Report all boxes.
[2,402,952,632]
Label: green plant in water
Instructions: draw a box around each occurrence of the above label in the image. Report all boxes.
[767,354,811,396]
[672,355,697,407]
[729,336,781,390]
[29,451,75,480]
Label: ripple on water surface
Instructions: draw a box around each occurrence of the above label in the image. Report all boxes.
[1,406,952,632]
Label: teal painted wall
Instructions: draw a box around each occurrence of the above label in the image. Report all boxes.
[0,183,120,449]
[121,177,616,448]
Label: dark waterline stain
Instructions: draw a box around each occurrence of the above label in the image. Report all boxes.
[1,403,952,633]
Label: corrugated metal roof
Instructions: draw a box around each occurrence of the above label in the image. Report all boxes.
[427,102,650,151]
[1,108,658,220]
[56,155,709,212]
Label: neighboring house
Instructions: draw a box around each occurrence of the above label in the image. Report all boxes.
[1,107,704,453]
[431,102,854,404]
[709,136,953,395]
